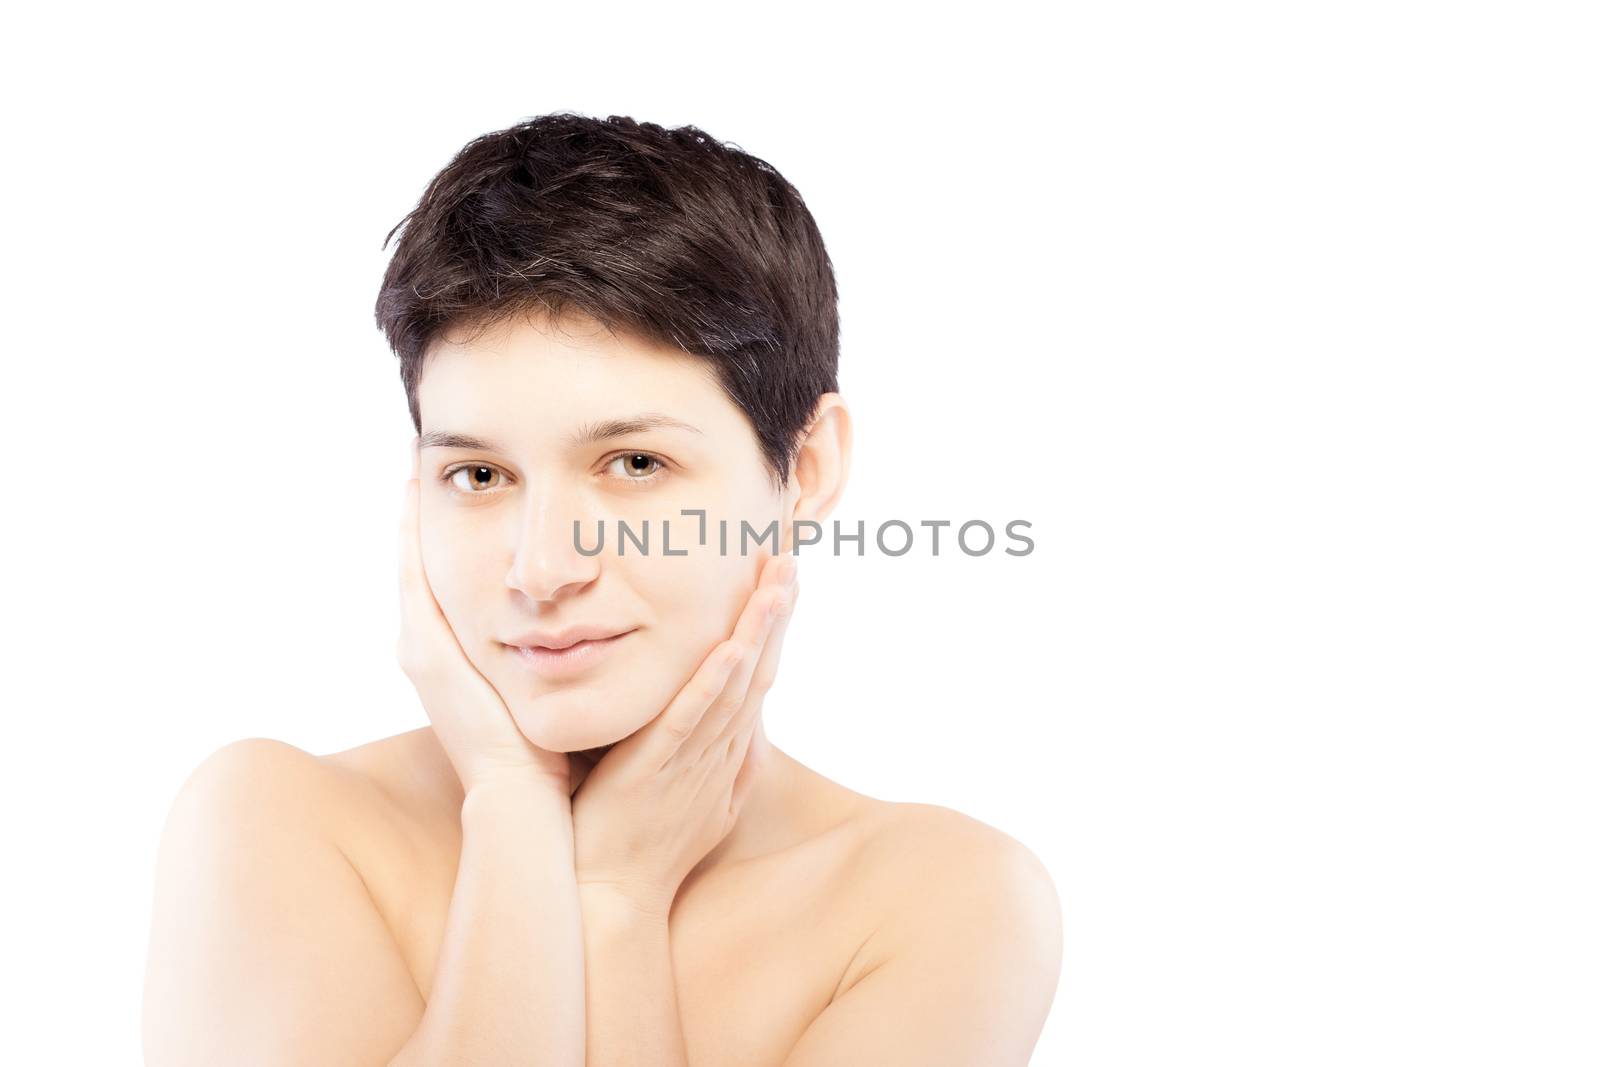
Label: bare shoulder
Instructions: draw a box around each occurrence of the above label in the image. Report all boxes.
[162,735,351,829]
[144,737,427,1062]
[858,801,1059,890]
[320,725,465,832]
[153,728,461,959]
[162,728,457,852]
[776,800,1062,1065]
[848,801,1063,974]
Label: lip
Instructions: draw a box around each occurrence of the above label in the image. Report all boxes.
[505,623,636,651]
[504,629,636,680]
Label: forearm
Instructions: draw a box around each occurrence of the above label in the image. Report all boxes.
[389,778,586,1067]
[579,887,688,1067]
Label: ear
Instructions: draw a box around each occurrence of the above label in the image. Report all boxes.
[782,393,852,552]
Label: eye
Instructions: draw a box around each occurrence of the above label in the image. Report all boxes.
[605,451,669,484]
[442,463,508,494]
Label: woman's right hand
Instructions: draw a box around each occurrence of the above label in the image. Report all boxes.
[397,439,573,796]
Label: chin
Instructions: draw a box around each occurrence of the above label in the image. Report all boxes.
[506,689,642,754]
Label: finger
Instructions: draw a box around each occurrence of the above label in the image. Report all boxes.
[687,555,795,755]
[713,556,798,738]
[399,440,423,617]
[398,480,437,619]
[626,638,746,768]
[397,475,460,679]
[398,478,421,610]
[611,556,787,771]
[397,478,432,669]
[712,576,797,752]
[630,553,790,768]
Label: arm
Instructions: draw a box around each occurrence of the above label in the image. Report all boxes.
[782,828,1064,1067]
[390,776,585,1066]
[144,739,588,1067]
[145,457,592,1064]
[142,738,425,1066]
[568,553,796,1067]
[386,454,589,1064]
[142,740,587,1067]
[577,887,686,1066]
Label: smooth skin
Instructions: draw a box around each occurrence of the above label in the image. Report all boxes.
[142,313,1063,1066]
[392,450,797,1064]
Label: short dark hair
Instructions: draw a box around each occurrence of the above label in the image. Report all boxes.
[374,112,840,490]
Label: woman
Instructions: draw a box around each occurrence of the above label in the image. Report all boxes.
[143,113,1062,1065]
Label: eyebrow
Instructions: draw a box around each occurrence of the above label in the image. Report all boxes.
[418,413,702,452]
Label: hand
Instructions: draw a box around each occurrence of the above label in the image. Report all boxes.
[570,551,800,915]
[397,437,574,796]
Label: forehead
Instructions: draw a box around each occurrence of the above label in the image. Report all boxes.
[417,311,742,439]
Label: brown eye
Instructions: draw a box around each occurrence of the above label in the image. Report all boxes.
[445,464,506,493]
[607,452,666,482]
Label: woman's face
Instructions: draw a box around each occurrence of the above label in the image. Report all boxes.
[415,311,788,756]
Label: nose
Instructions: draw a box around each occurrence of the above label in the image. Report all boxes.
[504,480,602,603]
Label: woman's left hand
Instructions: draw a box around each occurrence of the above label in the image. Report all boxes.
[571,552,799,916]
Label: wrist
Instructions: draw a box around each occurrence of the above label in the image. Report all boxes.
[578,880,674,926]
[462,769,572,813]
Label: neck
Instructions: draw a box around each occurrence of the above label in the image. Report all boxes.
[686,719,793,878]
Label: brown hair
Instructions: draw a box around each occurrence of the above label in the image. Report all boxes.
[374,112,840,489]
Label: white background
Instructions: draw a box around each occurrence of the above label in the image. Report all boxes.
[3,2,1596,1063]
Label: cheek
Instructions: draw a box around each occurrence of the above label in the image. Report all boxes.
[419,511,502,634]
[650,551,764,678]
[489,550,767,753]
